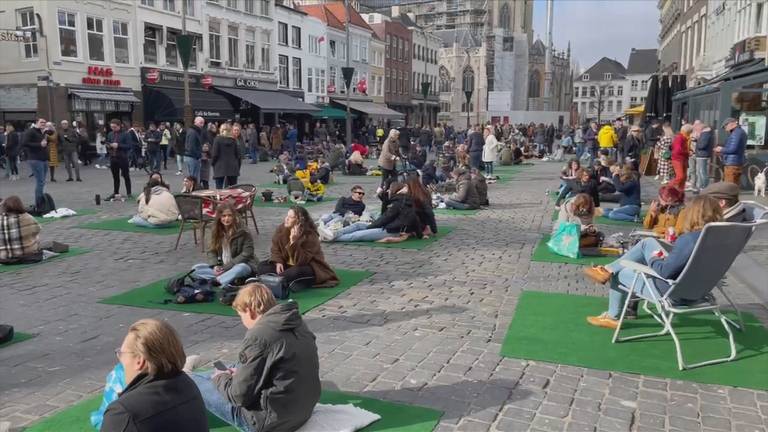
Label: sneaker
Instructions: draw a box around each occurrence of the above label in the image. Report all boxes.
[94,164,101,169]
[317,224,335,242]
[586,312,618,329]
[105,193,117,201]
[66,178,73,182]
[182,354,202,372]
[76,178,82,182]
[654,175,659,180]
[583,265,612,284]
[176,170,183,175]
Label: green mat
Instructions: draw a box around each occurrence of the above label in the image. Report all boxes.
[257,181,337,189]
[501,291,768,390]
[0,332,35,348]
[253,197,337,208]
[531,235,616,266]
[35,208,99,224]
[99,268,373,316]
[339,226,455,250]
[24,390,442,432]
[76,217,186,235]
[434,208,480,216]
[550,210,645,227]
[0,248,90,273]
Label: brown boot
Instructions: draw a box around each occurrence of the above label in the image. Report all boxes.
[583,265,612,284]
[586,312,619,329]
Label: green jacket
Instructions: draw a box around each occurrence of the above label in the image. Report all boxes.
[206,228,258,273]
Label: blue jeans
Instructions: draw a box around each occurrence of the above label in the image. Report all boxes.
[469,152,482,170]
[320,214,342,225]
[249,146,258,163]
[605,205,640,221]
[28,160,47,204]
[575,142,585,159]
[185,156,201,181]
[484,161,494,175]
[128,215,174,228]
[334,222,390,242]
[696,157,709,189]
[188,372,256,432]
[192,263,252,286]
[149,148,162,172]
[605,238,665,318]
[304,191,323,202]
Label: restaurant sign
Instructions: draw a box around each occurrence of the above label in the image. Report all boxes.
[82,66,122,87]
[142,68,212,89]
[235,78,260,88]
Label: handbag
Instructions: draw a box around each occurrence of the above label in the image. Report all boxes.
[661,149,671,160]
[256,273,288,299]
[548,222,581,259]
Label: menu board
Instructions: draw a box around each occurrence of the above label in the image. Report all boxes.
[739,112,766,147]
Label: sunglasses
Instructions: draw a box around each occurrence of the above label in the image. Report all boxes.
[354,191,365,196]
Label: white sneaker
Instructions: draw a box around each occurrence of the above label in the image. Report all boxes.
[94,164,101,169]
[318,224,335,242]
[654,175,660,180]
[176,170,182,175]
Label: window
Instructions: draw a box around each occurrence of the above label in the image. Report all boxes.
[245,29,256,69]
[143,25,158,64]
[166,30,178,67]
[260,30,270,70]
[604,73,612,80]
[573,86,579,97]
[581,74,589,81]
[209,21,221,67]
[278,22,288,45]
[607,100,614,112]
[640,97,645,104]
[329,66,336,87]
[87,17,105,61]
[630,96,637,104]
[330,40,336,58]
[309,36,319,55]
[640,80,648,91]
[580,102,586,113]
[291,26,301,49]
[189,33,200,68]
[413,44,417,59]
[112,20,130,64]
[260,0,270,16]
[631,80,638,91]
[385,35,390,58]
[307,68,314,94]
[589,86,595,97]
[141,0,155,6]
[17,9,38,59]
[163,0,176,11]
[607,86,614,96]
[616,101,623,112]
[57,10,78,58]
[185,0,196,16]
[340,42,346,61]
[617,85,623,96]
[291,57,302,89]
[227,0,238,9]
[352,37,359,61]
[581,87,587,97]
[278,55,289,87]
[404,41,408,61]
[319,68,326,94]
[244,0,255,13]
[228,25,239,67]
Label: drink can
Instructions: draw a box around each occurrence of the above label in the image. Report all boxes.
[666,227,677,243]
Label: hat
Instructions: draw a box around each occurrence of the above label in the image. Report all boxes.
[701,182,740,202]
[630,125,641,132]
[722,118,738,128]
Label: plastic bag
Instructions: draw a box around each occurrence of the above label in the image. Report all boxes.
[90,363,126,429]
[548,222,581,259]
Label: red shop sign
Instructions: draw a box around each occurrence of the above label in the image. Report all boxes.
[82,66,122,87]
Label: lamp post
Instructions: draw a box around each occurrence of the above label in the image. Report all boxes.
[344,0,352,149]
[179,0,193,127]
[421,81,431,127]
[462,67,474,131]
[33,14,53,122]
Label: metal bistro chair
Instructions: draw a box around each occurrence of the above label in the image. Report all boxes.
[230,184,259,234]
[738,200,768,224]
[611,222,757,370]
[174,194,215,251]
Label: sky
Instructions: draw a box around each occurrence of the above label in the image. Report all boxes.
[532,0,660,72]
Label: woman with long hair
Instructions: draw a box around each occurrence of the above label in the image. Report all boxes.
[212,123,242,188]
[191,203,257,288]
[377,129,400,189]
[0,195,42,264]
[555,193,600,248]
[128,174,179,228]
[603,165,642,222]
[655,124,674,184]
[257,206,339,288]
[405,174,437,236]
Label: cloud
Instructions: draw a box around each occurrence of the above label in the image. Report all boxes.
[533,0,659,70]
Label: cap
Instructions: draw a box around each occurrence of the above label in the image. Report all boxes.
[701,182,740,202]
[722,118,738,128]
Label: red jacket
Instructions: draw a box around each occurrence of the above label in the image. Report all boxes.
[671,133,689,161]
[350,142,368,157]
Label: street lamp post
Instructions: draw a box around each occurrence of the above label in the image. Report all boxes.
[180,0,193,127]
[462,67,474,131]
[421,82,431,127]
[344,0,352,148]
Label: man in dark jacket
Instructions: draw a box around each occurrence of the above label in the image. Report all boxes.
[22,118,49,205]
[189,285,320,432]
[620,126,643,169]
[694,123,714,190]
[644,120,662,150]
[467,125,484,169]
[185,116,205,181]
[59,120,82,182]
[321,185,366,225]
[144,123,162,172]
[715,117,747,185]
[106,119,134,200]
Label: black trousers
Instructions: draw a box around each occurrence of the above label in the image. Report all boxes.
[256,261,315,287]
[110,155,131,195]
[380,167,397,189]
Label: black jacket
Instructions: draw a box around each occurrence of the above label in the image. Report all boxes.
[5,131,20,157]
[468,131,484,153]
[22,127,47,161]
[185,126,203,159]
[100,372,207,432]
[211,135,241,178]
[213,302,320,432]
[368,194,422,235]
[415,200,437,234]
[621,135,642,160]
[333,197,365,216]
[557,179,600,208]
[106,130,135,159]
[144,129,162,152]
[696,130,714,158]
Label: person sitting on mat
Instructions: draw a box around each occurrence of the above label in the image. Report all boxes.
[191,203,257,289]
[0,195,42,264]
[316,158,332,184]
[405,175,437,237]
[555,168,600,209]
[559,158,580,192]
[128,177,180,228]
[101,319,207,432]
[642,185,685,236]
[318,185,367,226]
[187,283,320,432]
[444,168,482,210]
[603,165,642,222]
[582,195,722,329]
[323,183,422,243]
[593,158,619,202]
[303,174,325,202]
[257,206,339,288]
[554,193,601,248]
[346,150,368,175]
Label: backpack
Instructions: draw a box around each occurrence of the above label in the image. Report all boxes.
[0,325,14,344]
[165,270,216,304]
[28,193,56,217]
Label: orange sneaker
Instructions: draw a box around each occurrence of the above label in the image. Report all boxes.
[583,266,612,284]
[586,312,619,329]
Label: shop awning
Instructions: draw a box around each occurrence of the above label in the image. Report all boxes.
[624,105,645,115]
[312,105,354,119]
[331,99,405,118]
[215,87,319,114]
[70,89,141,103]
[142,87,235,121]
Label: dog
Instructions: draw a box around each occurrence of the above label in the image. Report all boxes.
[755,167,767,197]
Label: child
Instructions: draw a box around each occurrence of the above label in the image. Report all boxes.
[304,174,325,202]
[200,143,211,189]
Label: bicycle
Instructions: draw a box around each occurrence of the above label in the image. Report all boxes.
[710,153,768,187]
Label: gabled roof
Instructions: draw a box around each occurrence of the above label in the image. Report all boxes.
[300,4,345,31]
[582,57,628,80]
[626,48,658,75]
[530,38,546,56]
[394,13,418,28]
[324,2,374,32]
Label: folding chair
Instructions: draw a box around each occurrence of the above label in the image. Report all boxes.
[611,222,757,370]
[230,184,259,234]
[739,201,768,224]
[174,194,215,251]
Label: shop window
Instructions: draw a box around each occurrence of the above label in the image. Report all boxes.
[278,54,288,87]
[260,30,270,70]
[731,82,768,148]
[57,10,78,58]
[292,57,302,89]
[88,100,103,111]
[113,20,130,64]
[166,30,178,67]
[209,21,221,67]
[17,9,38,59]
[144,25,158,64]
[72,98,87,111]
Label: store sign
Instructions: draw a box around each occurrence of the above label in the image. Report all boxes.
[82,66,122,87]
[0,30,33,42]
[142,67,209,89]
[235,78,260,88]
[194,110,222,117]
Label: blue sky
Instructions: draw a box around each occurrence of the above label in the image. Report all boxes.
[532,0,660,71]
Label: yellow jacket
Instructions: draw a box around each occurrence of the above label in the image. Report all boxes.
[306,181,325,196]
[295,169,311,185]
[598,125,618,149]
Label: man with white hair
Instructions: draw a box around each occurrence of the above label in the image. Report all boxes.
[184,116,205,181]
[59,120,82,182]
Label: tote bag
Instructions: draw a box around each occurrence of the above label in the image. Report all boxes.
[547,222,581,259]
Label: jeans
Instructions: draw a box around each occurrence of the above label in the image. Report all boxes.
[687,156,697,186]
[192,263,252,287]
[148,148,162,172]
[160,145,168,168]
[176,154,184,172]
[249,146,258,163]
[7,155,18,176]
[320,214,342,225]
[695,157,709,189]
[185,156,201,181]
[128,215,174,228]
[62,150,81,180]
[604,205,640,221]
[334,222,390,242]
[110,156,131,196]
[575,142,585,159]
[96,153,109,167]
[188,372,257,432]
[28,159,47,204]
[445,199,476,210]
[469,152,482,170]
[214,176,238,189]
[484,161,494,176]
[303,191,323,202]
[605,237,665,318]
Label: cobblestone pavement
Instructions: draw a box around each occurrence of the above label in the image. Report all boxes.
[1,157,767,432]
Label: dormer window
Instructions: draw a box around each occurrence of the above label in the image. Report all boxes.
[604,73,612,80]
[582,74,589,81]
